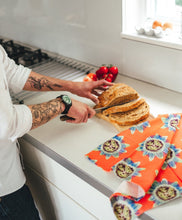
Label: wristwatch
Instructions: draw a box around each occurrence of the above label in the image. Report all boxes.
[57,94,72,114]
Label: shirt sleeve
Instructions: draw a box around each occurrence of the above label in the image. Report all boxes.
[0,91,32,142]
[0,45,31,93]
[9,104,32,142]
[0,46,32,141]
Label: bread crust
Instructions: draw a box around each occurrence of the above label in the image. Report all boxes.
[96,110,153,132]
[95,83,139,108]
[103,98,145,115]
[96,101,150,127]
[109,102,150,126]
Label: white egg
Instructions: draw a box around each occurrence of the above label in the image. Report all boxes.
[165,28,172,35]
[155,26,163,31]
[135,26,145,34]
[154,29,164,38]
[144,28,154,36]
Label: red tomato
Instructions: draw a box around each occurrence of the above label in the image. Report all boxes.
[102,72,108,79]
[96,66,109,79]
[100,66,109,74]
[105,76,112,82]
[107,73,114,81]
[109,66,118,75]
[83,73,97,81]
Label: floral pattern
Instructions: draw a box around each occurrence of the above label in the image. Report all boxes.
[161,114,181,131]
[130,121,151,134]
[137,134,170,161]
[162,144,182,169]
[110,196,141,220]
[95,135,129,159]
[148,179,182,206]
[112,158,145,181]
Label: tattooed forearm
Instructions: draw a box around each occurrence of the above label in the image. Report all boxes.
[27,76,62,91]
[28,99,63,129]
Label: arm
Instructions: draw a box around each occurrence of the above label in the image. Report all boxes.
[0,47,94,142]
[0,94,94,142]
[28,97,96,128]
[23,71,112,124]
[23,71,113,104]
[27,98,63,129]
[1,46,110,129]
[24,71,98,125]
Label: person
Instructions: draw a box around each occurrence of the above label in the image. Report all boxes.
[0,44,113,219]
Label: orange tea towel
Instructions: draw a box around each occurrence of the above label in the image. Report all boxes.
[86,113,182,219]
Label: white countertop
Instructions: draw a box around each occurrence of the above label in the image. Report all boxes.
[23,74,182,220]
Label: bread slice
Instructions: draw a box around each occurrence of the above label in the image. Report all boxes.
[96,110,153,132]
[108,101,150,126]
[95,83,139,109]
[103,98,145,115]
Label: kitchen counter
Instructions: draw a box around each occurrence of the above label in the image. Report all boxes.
[22,74,182,220]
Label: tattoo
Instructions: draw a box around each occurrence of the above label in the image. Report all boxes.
[30,100,60,129]
[27,76,62,90]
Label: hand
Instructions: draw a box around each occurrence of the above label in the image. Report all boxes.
[70,79,113,104]
[65,99,96,124]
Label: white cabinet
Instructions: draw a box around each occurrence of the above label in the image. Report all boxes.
[19,138,116,220]
[25,165,97,220]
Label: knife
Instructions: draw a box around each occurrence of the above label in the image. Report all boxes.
[59,104,121,121]
[60,115,75,121]
[94,105,117,113]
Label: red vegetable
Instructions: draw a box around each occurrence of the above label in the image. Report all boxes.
[94,64,118,82]
[108,66,118,81]
[105,76,112,82]
[107,73,114,81]
[108,66,118,75]
[83,73,97,81]
[96,66,108,79]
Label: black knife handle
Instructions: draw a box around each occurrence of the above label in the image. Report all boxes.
[60,115,75,121]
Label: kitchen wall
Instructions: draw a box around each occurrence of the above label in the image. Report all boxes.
[0,0,182,93]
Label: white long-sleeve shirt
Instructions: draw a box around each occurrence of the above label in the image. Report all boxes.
[0,45,32,196]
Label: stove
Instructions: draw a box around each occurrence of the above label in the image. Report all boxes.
[0,37,96,104]
[0,39,50,67]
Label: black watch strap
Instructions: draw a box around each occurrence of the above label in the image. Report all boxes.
[57,94,72,114]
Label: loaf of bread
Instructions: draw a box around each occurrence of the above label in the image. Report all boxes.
[95,83,139,108]
[95,83,150,130]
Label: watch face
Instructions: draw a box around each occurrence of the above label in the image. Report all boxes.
[62,95,71,104]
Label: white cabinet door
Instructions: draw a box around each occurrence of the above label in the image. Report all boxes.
[25,165,98,220]
[20,138,116,220]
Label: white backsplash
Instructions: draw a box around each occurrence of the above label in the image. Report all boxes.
[0,0,182,94]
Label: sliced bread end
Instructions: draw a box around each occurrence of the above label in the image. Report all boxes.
[109,102,150,126]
